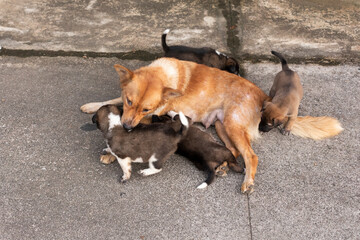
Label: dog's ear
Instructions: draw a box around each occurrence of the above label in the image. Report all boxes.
[162,87,182,101]
[225,57,240,75]
[114,64,133,86]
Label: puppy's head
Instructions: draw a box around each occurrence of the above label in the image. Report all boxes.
[114,64,182,130]
[259,101,286,132]
[224,57,240,75]
[92,104,123,133]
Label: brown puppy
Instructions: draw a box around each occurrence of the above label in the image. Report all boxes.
[92,105,189,182]
[259,51,343,139]
[162,29,240,75]
[259,51,303,135]
[152,114,245,189]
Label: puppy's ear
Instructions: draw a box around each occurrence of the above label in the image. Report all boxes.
[261,101,271,112]
[162,87,182,101]
[114,64,133,86]
[226,57,240,74]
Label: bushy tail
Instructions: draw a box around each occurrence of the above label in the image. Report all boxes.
[271,50,291,71]
[291,116,343,140]
[162,29,170,52]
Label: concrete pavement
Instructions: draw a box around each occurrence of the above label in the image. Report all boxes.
[0,0,359,239]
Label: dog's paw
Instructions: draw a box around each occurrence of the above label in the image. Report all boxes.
[280,128,291,136]
[119,176,129,184]
[100,154,116,165]
[196,182,208,189]
[80,102,104,114]
[241,179,255,194]
[138,168,162,176]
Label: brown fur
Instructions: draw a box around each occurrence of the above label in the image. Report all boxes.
[82,57,342,193]
[259,51,343,139]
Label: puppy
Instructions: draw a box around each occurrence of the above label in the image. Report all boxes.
[162,29,240,75]
[92,104,189,182]
[259,51,303,135]
[152,114,245,189]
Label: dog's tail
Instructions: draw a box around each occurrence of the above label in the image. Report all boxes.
[162,29,170,53]
[271,50,291,71]
[291,116,343,140]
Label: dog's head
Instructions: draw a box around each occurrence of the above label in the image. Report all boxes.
[114,64,182,130]
[259,101,286,132]
[224,57,240,75]
[92,104,123,133]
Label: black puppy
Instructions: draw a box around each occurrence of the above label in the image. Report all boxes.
[92,105,189,183]
[162,29,240,75]
[152,114,245,189]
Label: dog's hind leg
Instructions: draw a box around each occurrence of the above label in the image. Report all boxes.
[80,97,123,114]
[197,171,216,189]
[215,120,240,157]
[223,123,258,194]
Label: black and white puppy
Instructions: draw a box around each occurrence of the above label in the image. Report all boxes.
[152,114,245,189]
[162,29,240,75]
[92,105,189,182]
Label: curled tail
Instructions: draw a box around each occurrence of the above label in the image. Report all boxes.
[291,116,343,140]
[162,29,170,52]
[271,50,291,71]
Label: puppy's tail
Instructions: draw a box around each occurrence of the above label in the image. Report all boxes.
[291,116,343,140]
[178,111,189,136]
[162,29,170,52]
[271,50,291,71]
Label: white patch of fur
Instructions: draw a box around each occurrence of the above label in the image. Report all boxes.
[163,29,170,34]
[132,157,143,163]
[103,147,111,153]
[197,182,208,189]
[167,111,178,119]
[150,59,178,89]
[179,112,189,128]
[215,50,221,55]
[108,112,122,130]
[139,154,162,176]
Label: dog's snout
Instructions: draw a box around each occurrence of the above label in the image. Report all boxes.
[123,123,133,131]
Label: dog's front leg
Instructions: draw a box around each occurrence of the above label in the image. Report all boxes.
[80,97,123,114]
[117,157,132,183]
[281,115,296,135]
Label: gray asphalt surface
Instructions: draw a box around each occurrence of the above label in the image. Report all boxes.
[1,0,359,239]
[1,57,359,240]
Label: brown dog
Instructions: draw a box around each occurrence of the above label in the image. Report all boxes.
[260,51,343,139]
[92,104,189,182]
[152,114,245,189]
[259,51,303,135]
[82,57,343,193]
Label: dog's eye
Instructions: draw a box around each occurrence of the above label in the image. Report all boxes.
[142,108,150,113]
[126,97,132,106]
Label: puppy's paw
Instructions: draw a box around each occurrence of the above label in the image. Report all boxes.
[138,168,162,176]
[100,154,116,164]
[215,162,229,177]
[196,182,208,189]
[241,179,254,194]
[80,102,104,114]
[119,176,129,184]
[280,128,291,136]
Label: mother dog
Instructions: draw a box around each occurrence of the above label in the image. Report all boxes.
[81,57,342,193]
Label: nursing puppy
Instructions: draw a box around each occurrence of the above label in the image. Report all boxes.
[92,104,189,182]
[259,51,343,139]
[152,114,245,189]
[259,51,303,135]
[162,29,240,75]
